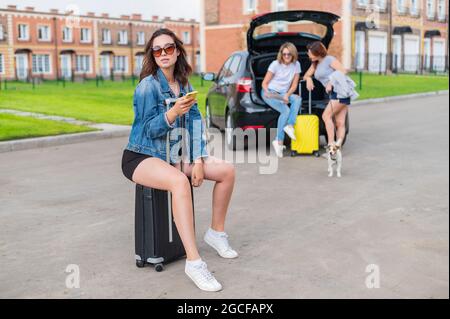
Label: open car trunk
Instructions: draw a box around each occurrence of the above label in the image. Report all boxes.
[247,10,339,107]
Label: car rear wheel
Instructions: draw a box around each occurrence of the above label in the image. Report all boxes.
[225,111,245,151]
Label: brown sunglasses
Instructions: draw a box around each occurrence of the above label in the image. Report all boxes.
[152,43,176,57]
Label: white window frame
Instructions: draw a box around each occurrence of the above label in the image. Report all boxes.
[75,55,92,73]
[374,0,387,10]
[62,26,72,42]
[32,54,52,75]
[356,0,369,7]
[18,24,30,41]
[183,31,191,45]
[102,29,112,44]
[134,55,144,75]
[432,38,446,71]
[437,0,446,20]
[0,25,4,41]
[113,55,128,73]
[137,31,145,45]
[80,28,92,43]
[272,0,287,31]
[118,30,128,45]
[410,0,420,16]
[243,0,257,14]
[396,0,406,13]
[355,31,366,70]
[37,25,51,42]
[427,0,436,19]
[0,53,4,74]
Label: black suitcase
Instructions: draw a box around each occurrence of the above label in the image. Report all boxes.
[134,99,194,272]
[134,183,194,272]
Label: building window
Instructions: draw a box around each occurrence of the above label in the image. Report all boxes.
[113,56,128,72]
[76,55,91,72]
[374,0,386,10]
[244,0,257,14]
[38,25,51,41]
[0,25,4,40]
[410,0,420,15]
[0,53,4,74]
[356,0,369,6]
[355,31,365,70]
[396,0,406,13]
[80,28,91,43]
[137,32,145,45]
[134,55,144,75]
[427,0,435,19]
[118,30,128,45]
[62,26,72,42]
[32,54,51,74]
[18,24,29,40]
[273,0,286,31]
[102,29,111,44]
[437,0,446,20]
[183,31,191,45]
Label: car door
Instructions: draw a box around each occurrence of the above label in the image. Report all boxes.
[209,56,234,128]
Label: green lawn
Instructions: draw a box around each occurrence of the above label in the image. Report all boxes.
[0,73,447,127]
[0,76,211,125]
[349,72,449,100]
[0,113,96,141]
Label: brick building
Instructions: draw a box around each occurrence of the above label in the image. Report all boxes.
[0,5,200,80]
[200,0,448,73]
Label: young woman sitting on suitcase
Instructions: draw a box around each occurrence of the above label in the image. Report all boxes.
[121,28,237,292]
[261,42,302,158]
[303,41,350,148]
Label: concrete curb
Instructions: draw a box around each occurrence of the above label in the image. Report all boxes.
[0,90,448,153]
[0,124,130,153]
[352,90,449,106]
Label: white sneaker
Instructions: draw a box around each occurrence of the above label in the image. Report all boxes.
[283,125,296,141]
[272,140,285,158]
[185,260,222,292]
[204,228,239,259]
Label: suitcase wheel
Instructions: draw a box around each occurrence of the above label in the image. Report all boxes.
[136,260,146,268]
[313,151,320,157]
[290,151,297,157]
[155,263,164,272]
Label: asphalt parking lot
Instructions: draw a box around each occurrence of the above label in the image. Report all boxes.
[0,94,448,298]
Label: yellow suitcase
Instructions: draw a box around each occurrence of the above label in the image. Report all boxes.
[291,87,320,157]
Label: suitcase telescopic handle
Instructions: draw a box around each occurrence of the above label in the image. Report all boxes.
[299,79,313,115]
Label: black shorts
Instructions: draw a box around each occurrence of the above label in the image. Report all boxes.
[329,90,351,105]
[121,149,152,182]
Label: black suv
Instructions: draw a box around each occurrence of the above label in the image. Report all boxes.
[203,10,349,150]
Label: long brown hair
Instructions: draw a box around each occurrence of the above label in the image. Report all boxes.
[139,28,192,86]
[307,41,328,68]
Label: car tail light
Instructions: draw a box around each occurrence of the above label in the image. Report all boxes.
[242,125,264,130]
[237,77,252,93]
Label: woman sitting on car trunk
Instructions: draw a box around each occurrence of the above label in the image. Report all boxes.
[261,42,302,158]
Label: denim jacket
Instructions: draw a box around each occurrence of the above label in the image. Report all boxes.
[125,68,208,164]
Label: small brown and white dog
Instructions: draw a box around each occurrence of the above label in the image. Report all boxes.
[326,139,343,178]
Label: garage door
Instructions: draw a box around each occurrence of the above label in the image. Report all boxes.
[368,32,387,73]
[404,36,419,72]
[432,39,446,72]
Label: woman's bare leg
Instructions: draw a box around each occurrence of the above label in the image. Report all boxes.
[132,157,200,261]
[175,156,235,232]
[322,100,347,144]
[333,105,348,143]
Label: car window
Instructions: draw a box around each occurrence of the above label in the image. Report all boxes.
[218,56,234,80]
[229,55,242,76]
